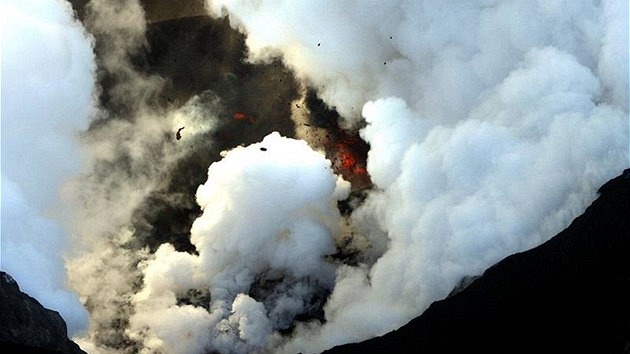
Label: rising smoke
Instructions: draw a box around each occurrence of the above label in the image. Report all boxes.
[1,1,628,354]
[128,133,350,354]
[207,1,628,352]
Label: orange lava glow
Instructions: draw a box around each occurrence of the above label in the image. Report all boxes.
[233,112,256,123]
[337,144,367,175]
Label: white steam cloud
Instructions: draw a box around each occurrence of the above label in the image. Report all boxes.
[0,0,95,336]
[63,0,219,351]
[2,1,627,354]
[206,0,628,352]
[128,133,350,354]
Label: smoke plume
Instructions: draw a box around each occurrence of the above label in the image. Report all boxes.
[208,1,628,352]
[2,1,628,354]
[128,133,349,354]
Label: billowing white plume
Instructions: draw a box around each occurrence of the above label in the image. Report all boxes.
[0,0,95,336]
[2,1,628,354]
[206,0,628,352]
[128,133,349,354]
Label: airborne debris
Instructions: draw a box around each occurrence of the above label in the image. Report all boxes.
[260,147,267,151]
[176,127,185,140]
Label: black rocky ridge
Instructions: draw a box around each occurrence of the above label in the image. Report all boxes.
[0,272,86,354]
[325,168,630,354]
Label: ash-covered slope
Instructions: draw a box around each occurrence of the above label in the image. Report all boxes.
[325,169,630,354]
[0,272,86,354]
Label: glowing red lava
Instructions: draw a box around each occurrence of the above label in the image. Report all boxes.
[337,144,367,175]
[326,131,371,190]
[233,112,256,123]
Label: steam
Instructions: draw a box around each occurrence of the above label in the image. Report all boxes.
[300,48,626,349]
[128,133,349,354]
[0,0,95,335]
[2,1,627,354]
[207,0,628,352]
[209,0,628,123]
[61,0,219,350]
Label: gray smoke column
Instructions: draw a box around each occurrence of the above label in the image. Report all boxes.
[0,0,95,336]
[60,0,221,351]
[206,0,629,352]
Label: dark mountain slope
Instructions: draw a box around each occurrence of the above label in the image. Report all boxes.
[325,169,630,354]
[0,272,86,354]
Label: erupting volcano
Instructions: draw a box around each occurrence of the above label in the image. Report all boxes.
[1,1,628,354]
